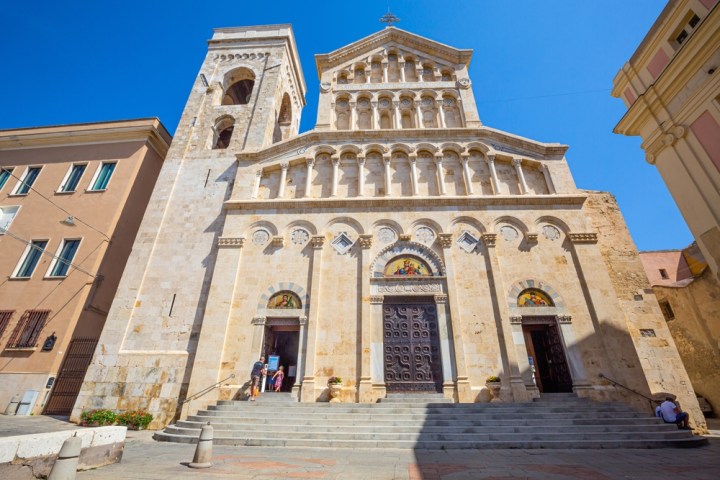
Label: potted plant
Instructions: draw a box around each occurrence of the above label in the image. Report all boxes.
[116,410,153,430]
[327,376,343,403]
[80,409,116,427]
[485,375,501,400]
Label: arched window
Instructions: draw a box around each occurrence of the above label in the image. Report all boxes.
[267,291,302,309]
[212,116,235,150]
[274,93,292,143]
[517,289,554,307]
[384,255,432,276]
[222,68,256,105]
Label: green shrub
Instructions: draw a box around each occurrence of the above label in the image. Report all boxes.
[116,410,153,430]
[80,409,116,426]
[327,376,342,385]
[486,375,501,383]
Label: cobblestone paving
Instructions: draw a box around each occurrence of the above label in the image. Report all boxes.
[74,430,720,480]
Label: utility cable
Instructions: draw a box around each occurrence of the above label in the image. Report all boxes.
[1,168,111,240]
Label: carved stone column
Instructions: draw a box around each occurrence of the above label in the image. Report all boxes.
[183,237,246,417]
[357,156,366,197]
[438,104,447,128]
[409,155,419,196]
[460,153,474,195]
[437,233,472,402]
[300,235,325,402]
[540,164,557,194]
[365,68,371,84]
[369,294,386,398]
[304,158,314,198]
[435,154,447,196]
[382,62,388,83]
[371,101,378,130]
[383,155,392,196]
[513,158,529,195]
[277,163,288,198]
[358,234,373,402]
[252,170,262,199]
[331,156,340,197]
[482,233,529,402]
[486,155,500,195]
[350,102,357,131]
[434,294,455,399]
[415,99,423,128]
[291,316,308,399]
[393,101,401,129]
[399,62,406,82]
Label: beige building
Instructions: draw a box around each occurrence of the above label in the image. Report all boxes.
[612,0,720,280]
[74,25,705,431]
[0,119,170,415]
[639,245,720,416]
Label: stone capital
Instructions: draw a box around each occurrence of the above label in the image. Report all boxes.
[398,234,412,242]
[306,157,315,167]
[558,315,572,324]
[370,295,384,304]
[255,169,263,177]
[512,158,522,167]
[331,156,340,166]
[280,163,289,170]
[434,294,448,304]
[299,316,308,326]
[438,233,453,248]
[251,316,266,325]
[510,316,523,325]
[357,156,366,165]
[358,234,373,249]
[460,153,470,162]
[525,233,538,243]
[383,156,392,165]
[311,235,326,249]
[271,236,284,248]
[482,233,497,248]
[486,154,495,164]
[568,233,598,244]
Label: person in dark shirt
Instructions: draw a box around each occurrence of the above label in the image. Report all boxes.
[249,356,266,401]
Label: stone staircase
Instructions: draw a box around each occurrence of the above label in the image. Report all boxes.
[154,392,707,449]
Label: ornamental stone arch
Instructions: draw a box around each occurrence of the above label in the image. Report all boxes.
[371,241,446,277]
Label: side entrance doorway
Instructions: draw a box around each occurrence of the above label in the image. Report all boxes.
[263,323,299,393]
[383,296,443,393]
[522,319,573,393]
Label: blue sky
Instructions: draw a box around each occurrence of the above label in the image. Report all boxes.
[0,0,690,251]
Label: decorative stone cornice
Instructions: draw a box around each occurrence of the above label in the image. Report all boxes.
[272,236,284,248]
[299,316,308,326]
[311,235,325,249]
[438,233,453,248]
[568,233,598,244]
[525,233,538,243]
[558,315,572,324]
[251,317,266,325]
[398,234,412,242]
[482,233,497,248]
[434,294,448,304]
[217,237,245,248]
[370,295,384,304]
[358,234,373,249]
[510,316,523,325]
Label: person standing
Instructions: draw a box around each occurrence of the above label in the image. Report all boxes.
[659,396,691,429]
[272,366,285,392]
[249,356,266,401]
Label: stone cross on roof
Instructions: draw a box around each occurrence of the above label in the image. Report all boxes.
[379,11,400,27]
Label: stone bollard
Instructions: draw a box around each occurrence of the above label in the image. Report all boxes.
[48,434,82,480]
[189,423,213,469]
[4,394,20,415]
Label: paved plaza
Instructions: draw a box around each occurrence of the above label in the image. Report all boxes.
[73,429,720,480]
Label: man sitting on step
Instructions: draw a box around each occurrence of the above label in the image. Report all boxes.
[659,396,691,430]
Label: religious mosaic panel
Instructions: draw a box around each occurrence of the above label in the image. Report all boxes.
[384,256,431,276]
[517,288,554,307]
[267,291,302,309]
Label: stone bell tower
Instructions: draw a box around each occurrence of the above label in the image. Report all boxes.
[71,25,306,427]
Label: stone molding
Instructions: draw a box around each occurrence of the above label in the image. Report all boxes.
[271,236,284,247]
[251,317,266,325]
[438,233,453,248]
[398,234,412,241]
[299,316,308,325]
[510,316,523,325]
[568,233,598,244]
[558,315,572,324]
[370,295,384,304]
[525,233,538,243]
[217,237,245,248]
[434,294,448,304]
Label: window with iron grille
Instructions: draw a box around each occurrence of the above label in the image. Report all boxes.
[6,310,50,349]
[0,310,14,339]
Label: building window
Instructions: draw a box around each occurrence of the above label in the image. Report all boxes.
[6,310,50,349]
[659,268,669,280]
[48,239,80,277]
[89,162,116,191]
[59,164,87,193]
[660,300,675,321]
[12,166,41,195]
[0,310,13,339]
[0,167,13,191]
[0,205,20,234]
[13,240,48,278]
[672,12,701,47]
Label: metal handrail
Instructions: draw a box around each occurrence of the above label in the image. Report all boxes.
[599,373,656,409]
[179,374,236,405]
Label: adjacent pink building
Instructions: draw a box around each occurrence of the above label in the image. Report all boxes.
[0,119,170,415]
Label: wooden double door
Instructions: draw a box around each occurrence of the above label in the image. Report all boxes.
[382,297,443,392]
[523,320,573,393]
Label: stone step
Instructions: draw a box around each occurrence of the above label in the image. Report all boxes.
[179,417,667,428]
[169,422,678,435]
[252,393,297,403]
[153,431,707,449]
[191,411,651,421]
[206,403,632,413]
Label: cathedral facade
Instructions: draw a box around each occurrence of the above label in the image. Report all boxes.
[73,25,703,430]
